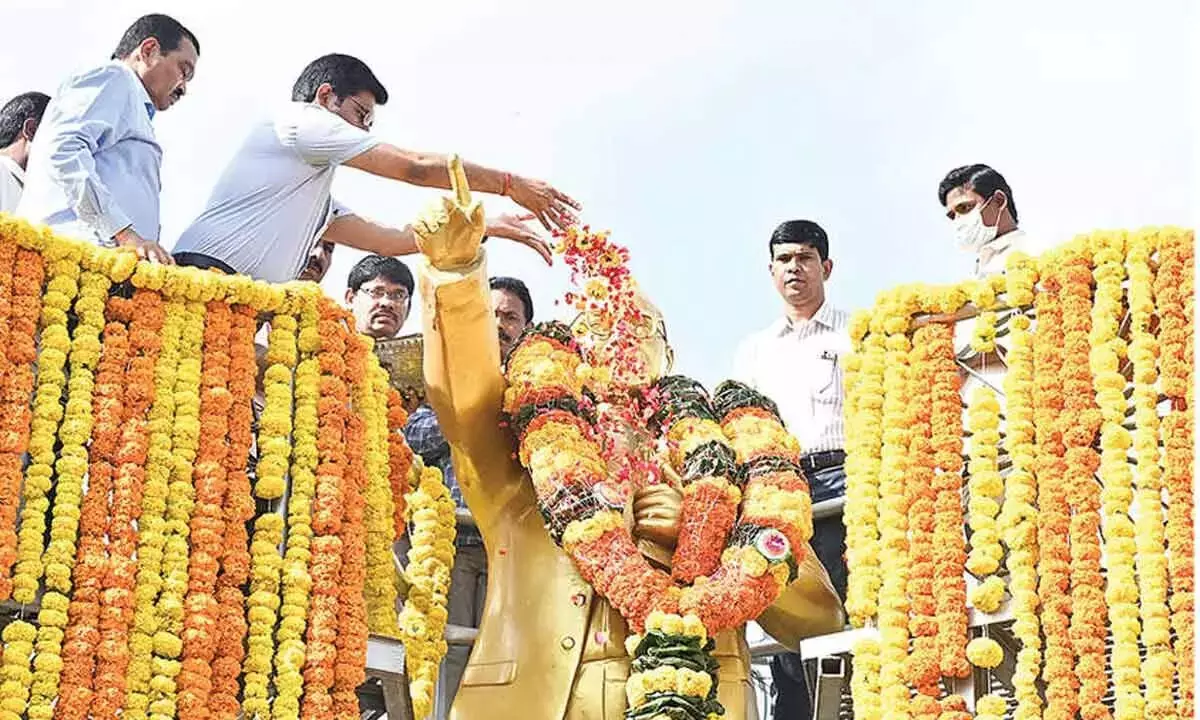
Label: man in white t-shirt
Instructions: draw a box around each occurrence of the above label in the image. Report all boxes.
[173,54,578,281]
[0,92,50,213]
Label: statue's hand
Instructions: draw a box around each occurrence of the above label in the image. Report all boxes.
[414,154,487,270]
[632,484,682,549]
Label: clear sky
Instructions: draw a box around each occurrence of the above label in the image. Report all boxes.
[4,0,1194,387]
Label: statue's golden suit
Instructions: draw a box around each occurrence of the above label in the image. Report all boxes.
[413,159,843,719]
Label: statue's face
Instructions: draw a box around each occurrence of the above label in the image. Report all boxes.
[574,291,673,388]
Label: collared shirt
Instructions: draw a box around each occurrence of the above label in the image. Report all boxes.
[18,61,161,244]
[173,102,379,283]
[733,301,850,456]
[403,404,484,547]
[0,155,24,213]
[975,228,1050,277]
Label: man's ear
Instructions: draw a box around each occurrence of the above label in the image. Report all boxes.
[20,117,38,142]
[344,288,356,306]
[822,258,833,281]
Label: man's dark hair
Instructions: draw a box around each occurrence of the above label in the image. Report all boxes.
[0,92,50,148]
[112,14,200,60]
[769,220,829,261]
[292,54,388,105]
[938,164,1019,223]
[347,255,414,295]
[490,276,534,324]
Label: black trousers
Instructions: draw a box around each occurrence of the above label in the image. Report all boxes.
[770,464,847,720]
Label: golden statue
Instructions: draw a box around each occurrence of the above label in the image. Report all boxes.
[414,157,843,720]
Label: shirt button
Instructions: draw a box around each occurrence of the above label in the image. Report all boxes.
[560,636,576,650]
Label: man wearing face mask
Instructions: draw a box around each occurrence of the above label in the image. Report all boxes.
[403,275,535,719]
[173,53,577,281]
[17,14,199,264]
[938,163,1048,277]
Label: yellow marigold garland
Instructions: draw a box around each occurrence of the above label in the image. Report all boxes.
[363,363,400,637]
[998,307,1042,720]
[1059,244,1108,720]
[256,314,298,500]
[1089,231,1143,720]
[0,620,36,720]
[272,293,321,720]
[965,387,1003,581]
[148,299,205,720]
[849,638,882,720]
[843,323,884,627]
[26,263,107,720]
[124,296,185,720]
[398,461,457,720]
[13,238,82,604]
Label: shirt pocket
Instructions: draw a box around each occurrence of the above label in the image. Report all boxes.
[811,352,841,403]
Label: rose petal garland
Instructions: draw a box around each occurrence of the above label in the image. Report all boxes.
[178,300,234,720]
[1089,231,1143,720]
[1156,229,1194,719]
[1059,244,1109,720]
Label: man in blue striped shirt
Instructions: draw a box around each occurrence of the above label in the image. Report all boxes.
[17,14,199,265]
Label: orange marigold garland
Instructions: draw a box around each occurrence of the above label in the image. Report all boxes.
[300,302,350,720]
[1033,262,1078,720]
[177,300,234,720]
[1058,245,1109,720]
[56,295,128,720]
[904,326,940,701]
[0,237,19,601]
[927,322,969,679]
[1157,228,1194,719]
[386,388,413,542]
[333,322,371,720]
[209,305,258,720]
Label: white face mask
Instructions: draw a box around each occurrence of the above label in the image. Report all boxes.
[952,198,1000,252]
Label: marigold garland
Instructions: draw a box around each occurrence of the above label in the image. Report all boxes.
[256,314,298,500]
[364,363,401,637]
[273,293,321,720]
[842,326,884,627]
[14,239,82,604]
[177,300,234,720]
[0,239,22,602]
[1156,229,1194,719]
[965,387,1003,581]
[125,295,185,720]
[849,638,882,720]
[0,620,37,720]
[386,389,413,543]
[210,305,257,720]
[1058,245,1109,720]
[148,299,205,720]
[398,461,456,720]
[1032,264,1078,720]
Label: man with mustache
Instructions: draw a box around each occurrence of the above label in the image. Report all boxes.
[172,53,576,281]
[403,274,535,718]
[732,219,850,720]
[345,254,414,340]
[17,14,198,264]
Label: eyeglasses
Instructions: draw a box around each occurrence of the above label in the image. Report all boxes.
[358,286,409,303]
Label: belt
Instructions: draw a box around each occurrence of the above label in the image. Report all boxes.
[799,449,845,475]
[173,251,238,275]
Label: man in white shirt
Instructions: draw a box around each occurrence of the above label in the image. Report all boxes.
[0,92,50,213]
[938,163,1050,277]
[733,219,849,720]
[173,53,578,282]
[17,14,199,264]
